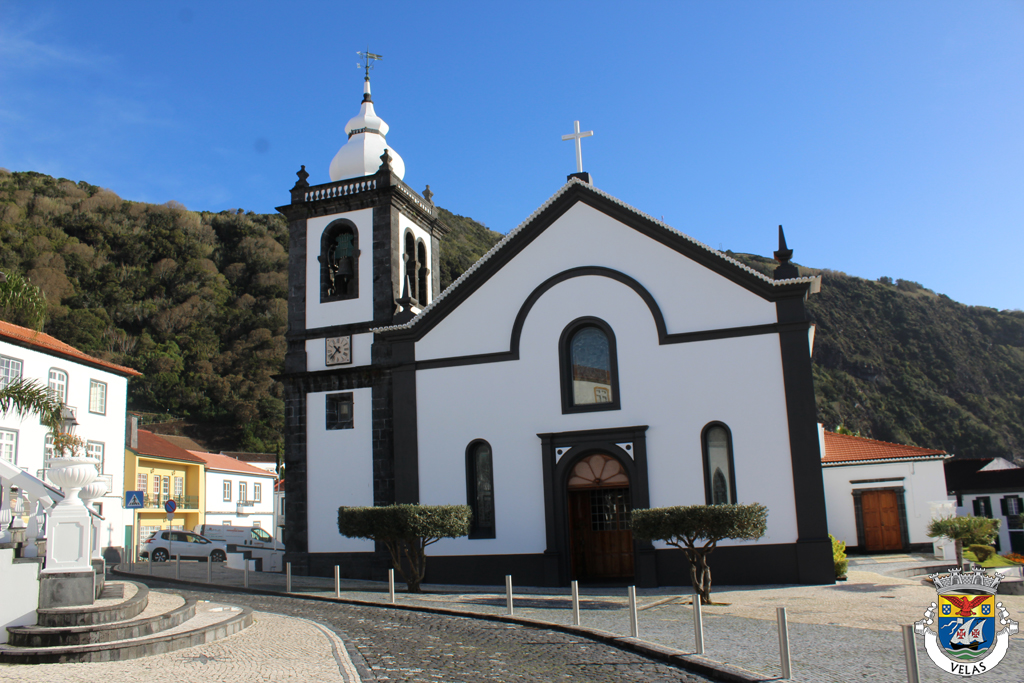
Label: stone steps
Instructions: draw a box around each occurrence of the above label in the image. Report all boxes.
[36,582,149,627]
[0,581,252,664]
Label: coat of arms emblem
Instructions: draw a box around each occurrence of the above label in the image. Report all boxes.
[914,568,1018,677]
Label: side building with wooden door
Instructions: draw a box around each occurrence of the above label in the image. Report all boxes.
[820,428,951,555]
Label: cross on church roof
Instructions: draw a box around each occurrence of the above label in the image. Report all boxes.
[561,120,594,173]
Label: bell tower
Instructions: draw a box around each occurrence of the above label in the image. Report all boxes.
[276,62,448,575]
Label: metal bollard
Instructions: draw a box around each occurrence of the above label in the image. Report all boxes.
[628,586,639,638]
[692,587,705,655]
[777,607,792,679]
[334,565,340,598]
[286,561,292,593]
[244,559,249,588]
[175,555,180,580]
[506,575,514,616]
[571,580,580,626]
[207,556,212,583]
[389,568,395,604]
[902,624,920,683]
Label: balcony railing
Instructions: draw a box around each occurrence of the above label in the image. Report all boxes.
[134,494,199,510]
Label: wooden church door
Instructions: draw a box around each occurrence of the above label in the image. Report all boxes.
[567,454,634,580]
[861,489,903,552]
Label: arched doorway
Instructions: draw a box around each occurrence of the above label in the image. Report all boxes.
[567,453,634,580]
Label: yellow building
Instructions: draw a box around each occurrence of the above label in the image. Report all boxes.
[123,428,206,559]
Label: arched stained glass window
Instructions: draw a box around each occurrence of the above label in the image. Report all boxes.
[466,440,495,539]
[702,423,737,505]
[559,318,620,413]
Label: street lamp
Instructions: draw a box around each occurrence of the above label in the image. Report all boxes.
[61,406,78,436]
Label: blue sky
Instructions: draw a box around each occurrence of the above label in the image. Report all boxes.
[2,1,1022,310]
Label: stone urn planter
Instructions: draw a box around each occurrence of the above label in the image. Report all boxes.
[79,477,110,504]
[45,457,100,507]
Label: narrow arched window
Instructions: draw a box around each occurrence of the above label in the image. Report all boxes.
[466,440,495,538]
[320,220,359,302]
[48,368,68,404]
[559,318,620,413]
[404,231,417,302]
[702,423,737,505]
[417,240,429,306]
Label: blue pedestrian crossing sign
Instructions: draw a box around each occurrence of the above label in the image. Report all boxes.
[125,491,144,509]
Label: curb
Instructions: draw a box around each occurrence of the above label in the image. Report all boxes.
[111,565,768,683]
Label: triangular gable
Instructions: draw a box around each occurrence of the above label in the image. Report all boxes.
[375,178,818,340]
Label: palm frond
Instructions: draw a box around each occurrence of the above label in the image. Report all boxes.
[0,377,64,431]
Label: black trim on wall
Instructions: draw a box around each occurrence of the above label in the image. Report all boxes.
[775,297,834,584]
[538,425,654,587]
[558,316,621,414]
[701,421,738,505]
[411,266,812,371]
[381,184,814,343]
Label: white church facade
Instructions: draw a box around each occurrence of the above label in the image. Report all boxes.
[278,73,834,587]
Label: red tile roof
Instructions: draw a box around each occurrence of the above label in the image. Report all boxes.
[188,450,277,477]
[274,479,285,492]
[822,430,949,465]
[0,319,141,377]
[135,430,206,463]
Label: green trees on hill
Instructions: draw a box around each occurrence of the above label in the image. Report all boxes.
[1,168,1021,462]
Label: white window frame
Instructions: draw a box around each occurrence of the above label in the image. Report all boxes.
[174,476,184,499]
[48,368,68,404]
[0,428,17,465]
[0,356,23,388]
[223,480,232,502]
[89,379,107,415]
[44,433,55,459]
[239,481,247,504]
[254,482,262,503]
[86,441,105,472]
[137,473,148,494]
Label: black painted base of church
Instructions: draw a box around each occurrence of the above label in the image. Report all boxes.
[299,542,835,588]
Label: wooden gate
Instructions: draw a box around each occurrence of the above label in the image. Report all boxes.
[567,454,634,580]
[861,489,903,552]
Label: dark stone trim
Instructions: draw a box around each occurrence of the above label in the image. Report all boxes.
[849,477,905,485]
[288,321,384,341]
[392,364,418,504]
[465,439,496,539]
[380,184,814,342]
[410,266,811,371]
[775,297,833,584]
[700,421,738,505]
[558,316,621,414]
[851,486,911,553]
[538,425,654,587]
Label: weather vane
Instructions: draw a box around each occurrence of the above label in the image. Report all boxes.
[357,49,383,77]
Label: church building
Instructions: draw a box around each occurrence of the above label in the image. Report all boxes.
[278,70,834,587]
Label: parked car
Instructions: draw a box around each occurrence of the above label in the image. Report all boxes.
[141,530,227,562]
[193,524,282,550]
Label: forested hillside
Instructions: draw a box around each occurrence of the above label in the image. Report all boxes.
[1,169,1021,463]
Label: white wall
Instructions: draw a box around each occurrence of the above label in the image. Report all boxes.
[306,387,374,553]
[416,273,799,557]
[0,548,39,644]
[957,491,1024,553]
[0,339,131,553]
[305,208,374,329]
[822,459,951,548]
[203,468,275,530]
[416,202,778,362]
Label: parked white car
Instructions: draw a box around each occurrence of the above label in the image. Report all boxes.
[141,530,227,562]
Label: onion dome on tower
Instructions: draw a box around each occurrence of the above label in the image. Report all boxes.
[329,76,406,182]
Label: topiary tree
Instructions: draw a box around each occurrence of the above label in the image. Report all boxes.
[927,515,1001,568]
[632,503,768,604]
[338,504,472,593]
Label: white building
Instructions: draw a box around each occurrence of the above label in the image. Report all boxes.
[0,320,140,558]
[946,457,1024,555]
[276,73,834,587]
[820,428,951,554]
[189,450,276,531]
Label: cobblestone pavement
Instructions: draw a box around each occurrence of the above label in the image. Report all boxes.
[113,560,1024,682]
[127,578,721,683]
[0,610,361,683]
